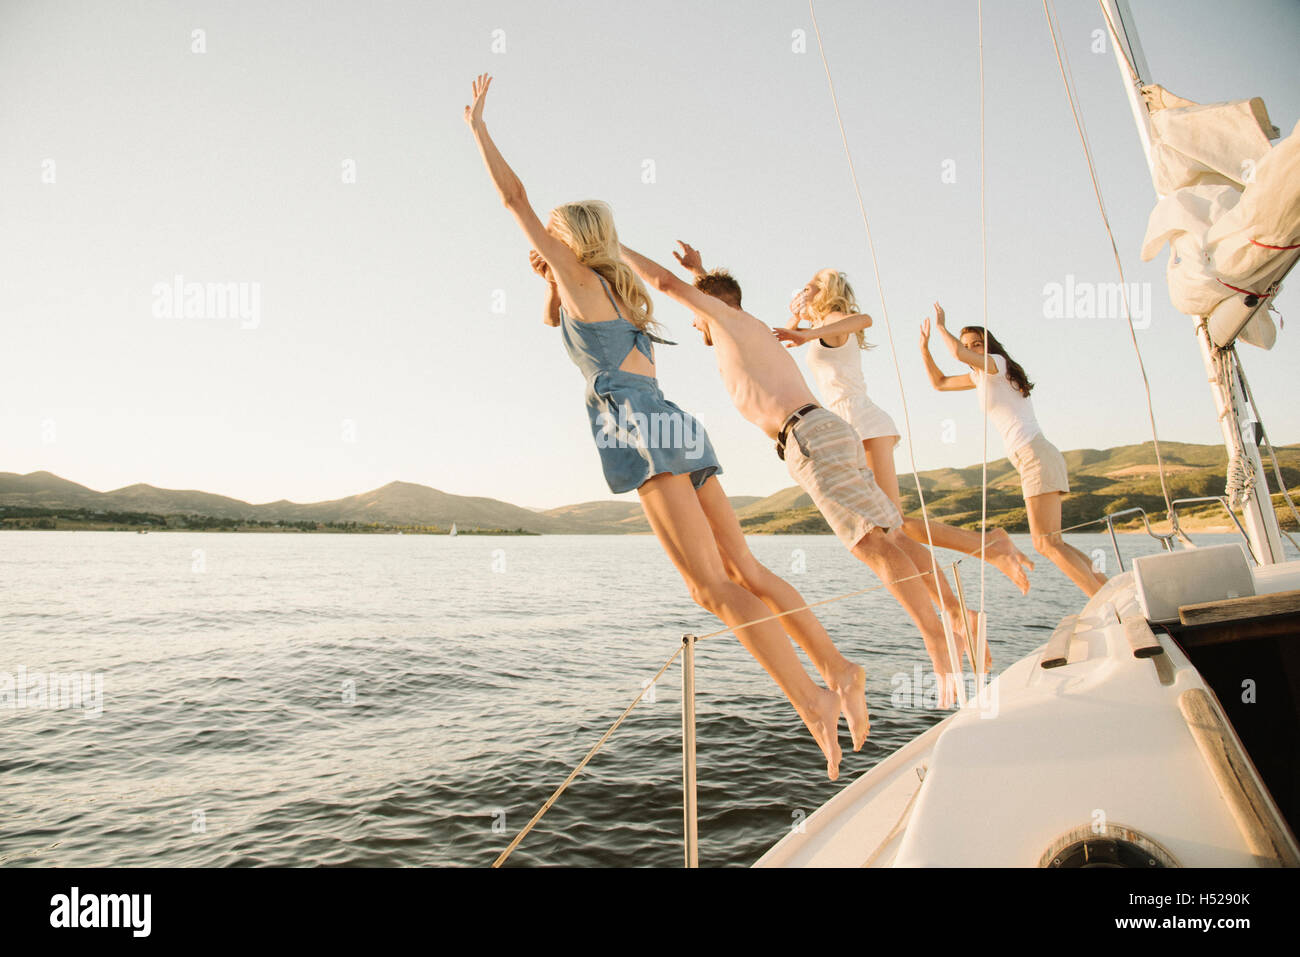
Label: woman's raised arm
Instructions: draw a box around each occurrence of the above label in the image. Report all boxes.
[932,302,993,375]
[920,317,973,392]
[463,75,584,288]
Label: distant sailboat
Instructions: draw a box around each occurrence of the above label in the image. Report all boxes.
[449,522,457,537]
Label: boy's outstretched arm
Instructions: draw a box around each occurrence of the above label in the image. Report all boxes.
[672,241,708,280]
[619,244,733,319]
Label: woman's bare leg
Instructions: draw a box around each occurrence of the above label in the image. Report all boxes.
[1025,492,1106,598]
[637,472,843,778]
[863,437,989,670]
[863,436,1032,595]
[693,476,870,750]
[850,526,962,709]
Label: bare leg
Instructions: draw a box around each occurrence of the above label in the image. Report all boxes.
[694,476,870,750]
[851,526,961,709]
[864,436,1032,595]
[864,437,992,671]
[637,472,843,778]
[1025,492,1106,598]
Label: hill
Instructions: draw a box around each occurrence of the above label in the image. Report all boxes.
[3,444,1295,534]
[0,473,610,534]
[736,441,1300,535]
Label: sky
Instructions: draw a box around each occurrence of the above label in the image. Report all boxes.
[2,0,1298,510]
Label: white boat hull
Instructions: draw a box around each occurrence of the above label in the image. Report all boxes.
[757,559,1300,867]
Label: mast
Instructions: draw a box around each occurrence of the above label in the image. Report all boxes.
[1099,0,1284,565]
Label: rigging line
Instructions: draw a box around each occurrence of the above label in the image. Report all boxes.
[1042,0,1177,525]
[1097,0,1142,87]
[493,560,962,866]
[492,644,684,868]
[861,772,926,868]
[807,0,966,705]
[693,565,955,642]
[977,0,989,624]
[1232,351,1300,551]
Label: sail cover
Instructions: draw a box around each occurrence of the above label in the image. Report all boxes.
[1139,86,1300,348]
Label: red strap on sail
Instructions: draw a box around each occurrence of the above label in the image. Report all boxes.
[1215,278,1273,298]
[1249,238,1300,250]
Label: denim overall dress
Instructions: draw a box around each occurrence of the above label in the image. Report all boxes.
[559,276,722,494]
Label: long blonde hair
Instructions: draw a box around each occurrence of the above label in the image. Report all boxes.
[807,268,871,349]
[549,200,660,333]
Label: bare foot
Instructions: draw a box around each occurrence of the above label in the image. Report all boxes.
[934,668,958,710]
[941,608,981,674]
[831,664,870,752]
[798,687,843,781]
[986,527,1034,596]
[966,609,992,673]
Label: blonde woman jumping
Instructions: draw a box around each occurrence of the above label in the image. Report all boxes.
[465,75,872,779]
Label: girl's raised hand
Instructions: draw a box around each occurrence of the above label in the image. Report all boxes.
[933,302,946,328]
[920,317,931,347]
[789,288,812,319]
[773,326,812,348]
[528,249,554,282]
[464,73,493,128]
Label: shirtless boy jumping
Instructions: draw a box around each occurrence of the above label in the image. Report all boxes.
[620,244,973,704]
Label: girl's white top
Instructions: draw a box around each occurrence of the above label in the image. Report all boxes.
[970,354,1041,455]
[805,334,870,405]
[804,333,900,444]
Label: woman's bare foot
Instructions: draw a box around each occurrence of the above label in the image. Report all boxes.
[965,609,992,673]
[938,672,961,710]
[798,687,843,781]
[931,664,957,710]
[831,664,870,752]
[941,609,985,675]
[986,527,1034,596]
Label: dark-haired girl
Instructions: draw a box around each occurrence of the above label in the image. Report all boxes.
[920,304,1105,597]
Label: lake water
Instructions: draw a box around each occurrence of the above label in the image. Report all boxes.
[0,529,1286,868]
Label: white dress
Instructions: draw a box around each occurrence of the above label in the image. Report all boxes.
[804,334,900,445]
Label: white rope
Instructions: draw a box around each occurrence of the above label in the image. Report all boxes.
[1208,328,1256,512]
[1042,0,1177,527]
[1232,350,1300,551]
[806,0,966,707]
[1097,0,1142,86]
[491,643,683,867]
[491,562,956,866]
[977,0,990,653]
[861,772,926,868]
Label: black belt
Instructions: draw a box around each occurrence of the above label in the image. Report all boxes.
[776,404,820,461]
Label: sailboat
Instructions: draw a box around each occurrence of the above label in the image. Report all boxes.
[449,522,457,537]
[756,0,1300,868]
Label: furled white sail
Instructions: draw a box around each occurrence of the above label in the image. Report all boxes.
[1138,86,1299,348]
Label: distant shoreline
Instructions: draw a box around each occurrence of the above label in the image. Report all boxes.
[4,441,1296,536]
[0,520,1267,537]
[0,520,539,535]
